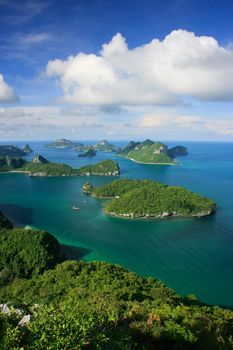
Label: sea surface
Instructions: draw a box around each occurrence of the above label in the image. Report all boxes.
[0,140,233,307]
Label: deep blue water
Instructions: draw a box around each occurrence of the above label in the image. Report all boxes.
[0,140,233,307]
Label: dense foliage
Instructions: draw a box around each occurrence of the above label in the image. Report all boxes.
[117,140,188,164]
[0,157,120,177]
[93,179,216,217]
[0,213,232,349]
[0,145,26,157]
[117,140,174,164]
[0,260,233,349]
[0,156,27,172]
[78,147,97,157]
[77,159,120,176]
[21,161,78,176]
[0,227,64,283]
[0,212,13,229]
[94,140,119,152]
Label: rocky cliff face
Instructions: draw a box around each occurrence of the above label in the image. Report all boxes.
[22,144,33,153]
[32,155,49,164]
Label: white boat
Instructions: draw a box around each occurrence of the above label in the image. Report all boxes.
[72,206,80,211]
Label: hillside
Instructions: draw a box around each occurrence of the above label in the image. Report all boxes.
[91,179,216,218]
[0,155,120,177]
[94,139,119,152]
[117,140,188,164]
[0,213,232,350]
[0,145,27,157]
[0,156,27,172]
[78,147,97,157]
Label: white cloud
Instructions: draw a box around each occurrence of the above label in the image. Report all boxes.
[139,113,233,135]
[0,74,18,102]
[46,30,233,106]
[19,33,50,45]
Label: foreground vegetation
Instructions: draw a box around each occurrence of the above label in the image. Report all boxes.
[91,179,216,218]
[0,212,232,349]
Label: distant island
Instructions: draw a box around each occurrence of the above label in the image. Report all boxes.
[0,145,32,157]
[46,138,84,149]
[93,139,119,152]
[78,147,97,157]
[22,144,33,154]
[46,138,119,153]
[0,155,120,177]
[85,179,215,218]
[117,139,188,164]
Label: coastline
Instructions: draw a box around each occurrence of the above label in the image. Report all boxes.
[124,156,177,165]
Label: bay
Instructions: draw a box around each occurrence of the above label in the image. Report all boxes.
[0,140,233,307]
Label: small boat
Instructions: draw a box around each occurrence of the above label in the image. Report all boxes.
[72,206,80,211]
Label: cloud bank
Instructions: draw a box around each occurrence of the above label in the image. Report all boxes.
[0,73,18,102]
[46,30,233,106]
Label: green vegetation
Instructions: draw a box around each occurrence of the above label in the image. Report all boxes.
[22,144,33,154]
[0,227,64,284]
[0,145,27,157]
[78,147,97,157]
[21,161,78,176]
[168,146,188,157]
[92,179,216,218]
[0,213,232,349]
[77,159,120,176]
[0,156,27,172]
[0,212,13,229]
[94,139,119,152]
[0,155,120,177]
[117,140,188,164]
[46,139,84,149]
[82,182,95,194]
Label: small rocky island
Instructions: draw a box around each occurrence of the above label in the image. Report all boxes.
[117,140,188,164]
[85,179,215,219]
[22,144,33,154]
[78,147,97,157]
[0,155,120,177]
[93,140,119,152]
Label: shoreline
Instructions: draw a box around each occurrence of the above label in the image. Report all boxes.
[104,210,214,220]
[119,155,178,165]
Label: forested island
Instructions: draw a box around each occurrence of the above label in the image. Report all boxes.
[86,179,215,218]
[45,138,119,152]
[0,145,28,157]
[117,140,188,164]
[78,147,97,157]
[0,155,120,177]
[0,212,232,349]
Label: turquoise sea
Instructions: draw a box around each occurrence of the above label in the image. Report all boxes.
[0,141,233,307]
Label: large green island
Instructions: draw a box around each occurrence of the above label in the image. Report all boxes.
[117,139,188,164]
[0,155,120,177]
[86,179,215,218]
[0,212,232,350]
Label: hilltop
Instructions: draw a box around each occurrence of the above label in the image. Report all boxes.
[117,140,187,164]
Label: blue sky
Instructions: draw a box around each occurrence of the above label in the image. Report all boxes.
[1,0,233,141]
